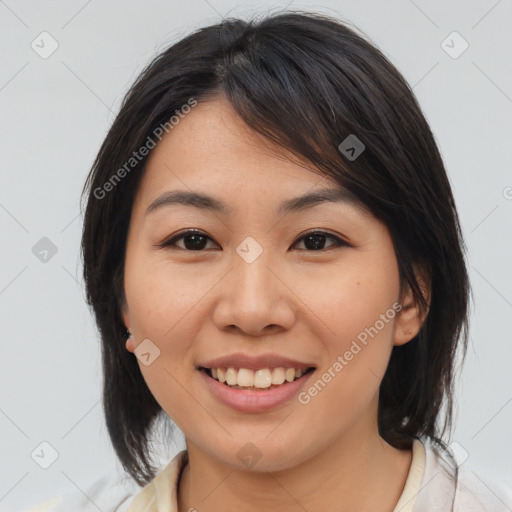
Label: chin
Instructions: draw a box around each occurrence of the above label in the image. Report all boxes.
[207,437,315,474]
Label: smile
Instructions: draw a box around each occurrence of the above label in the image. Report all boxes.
[202,367,315,390]
[199,365,316,413]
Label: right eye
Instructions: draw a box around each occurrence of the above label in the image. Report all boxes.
[158,229,219,251]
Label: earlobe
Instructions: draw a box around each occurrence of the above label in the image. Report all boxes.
[393,271,430,346]
[125,335,135,353]
[124,325,135,353]
[394,318,418,346]
[394,309,420,346]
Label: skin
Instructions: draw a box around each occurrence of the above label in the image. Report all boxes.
[122,95,427,512]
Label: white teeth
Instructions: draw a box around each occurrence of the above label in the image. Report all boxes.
[271,367,286,385]
[225,367,238,386]
[208,367,311,388]
[285,368,296,382]
[254,369,272,388]
[237,368,254,387]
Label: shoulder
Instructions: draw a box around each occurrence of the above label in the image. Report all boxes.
[19,470,141,512]
[455,464,512,511]
[416,439,512,512]
[20,496,62,512]
[21,451,188,512]
[126,450,188,511]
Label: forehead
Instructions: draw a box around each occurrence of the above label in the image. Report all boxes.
[133,97,345,211]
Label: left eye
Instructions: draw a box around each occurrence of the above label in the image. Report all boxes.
[292,231,346,251]
[158,230,346,251]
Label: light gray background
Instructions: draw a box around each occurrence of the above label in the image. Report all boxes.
[1,0,511,509]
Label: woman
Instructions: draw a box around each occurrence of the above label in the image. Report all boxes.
[24,10,512,512]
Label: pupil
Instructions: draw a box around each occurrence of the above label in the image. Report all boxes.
[185,234,207,250]
[305,234,326,250]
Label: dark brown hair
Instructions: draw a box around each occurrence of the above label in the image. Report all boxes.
[80,11,470,486]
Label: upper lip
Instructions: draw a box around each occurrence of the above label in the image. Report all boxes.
[199,353,316,371]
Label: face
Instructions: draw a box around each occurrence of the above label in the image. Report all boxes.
[122,96,421,472]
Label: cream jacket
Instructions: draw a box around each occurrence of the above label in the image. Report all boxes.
[21,438,512,511]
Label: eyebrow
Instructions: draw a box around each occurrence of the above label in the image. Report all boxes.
[145,187,359,217]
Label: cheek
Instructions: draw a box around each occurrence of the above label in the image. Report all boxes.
[297,257,400,418]
[297,316,396,444]
[305,260,400,346]
[124,250,217,340]
[123,253,208,410]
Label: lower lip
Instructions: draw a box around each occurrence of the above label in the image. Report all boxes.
[199,369,315,413]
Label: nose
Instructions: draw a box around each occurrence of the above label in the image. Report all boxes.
[212,247,296,337]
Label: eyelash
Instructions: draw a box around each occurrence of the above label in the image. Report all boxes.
[157,229,349,252]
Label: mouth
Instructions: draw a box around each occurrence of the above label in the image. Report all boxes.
[199,366,316,391]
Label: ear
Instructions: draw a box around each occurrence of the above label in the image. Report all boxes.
[121,307,135,353]
[394,266,430,346]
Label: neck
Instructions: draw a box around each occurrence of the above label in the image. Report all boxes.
[177,413,412,512]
